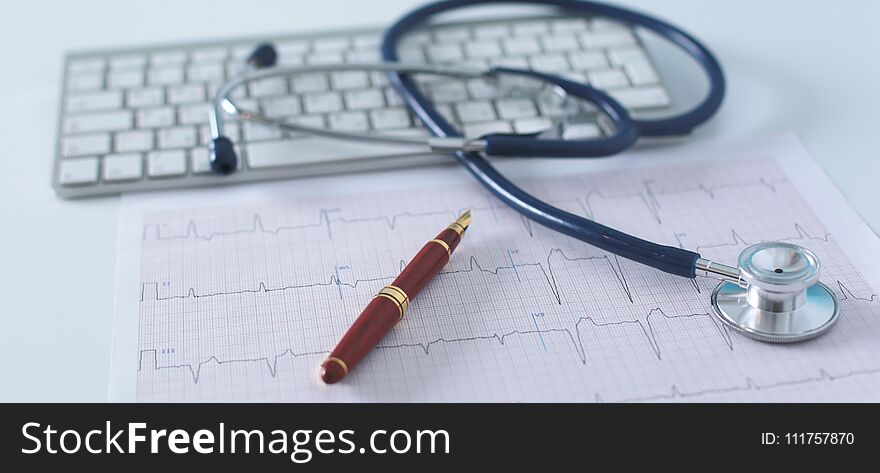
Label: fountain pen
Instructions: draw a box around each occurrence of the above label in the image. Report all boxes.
[320,210,471,384]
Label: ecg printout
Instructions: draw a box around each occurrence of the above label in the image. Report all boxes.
[111,134,880,402]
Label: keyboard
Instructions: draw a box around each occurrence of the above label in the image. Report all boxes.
[54,15,672,198]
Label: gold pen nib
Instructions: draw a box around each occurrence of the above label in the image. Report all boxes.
[448,210,471,235]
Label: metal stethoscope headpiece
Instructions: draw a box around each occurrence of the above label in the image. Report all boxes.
[704,242,839,343]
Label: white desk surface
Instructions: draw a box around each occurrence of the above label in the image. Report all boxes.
[1,0,877,401]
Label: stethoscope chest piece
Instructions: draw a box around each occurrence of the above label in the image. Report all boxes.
[711,242,839,343]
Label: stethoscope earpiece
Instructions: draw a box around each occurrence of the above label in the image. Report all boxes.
[710,242,839,343]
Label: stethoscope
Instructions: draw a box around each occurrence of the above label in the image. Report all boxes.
[208,0,840,343]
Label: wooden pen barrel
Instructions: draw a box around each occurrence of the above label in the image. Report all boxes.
[321,219,465,383]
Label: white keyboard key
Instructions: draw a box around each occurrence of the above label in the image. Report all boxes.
[491,56,529,69]
[429,82,468,103]
[426,44,463,63]
[502,37,541,55]
[291,73,328,93]
[344,89,384,110]
[465,41,502,59]
[347,49,380,63]
[107,69,144,88]
[66,91,122,113]
[331,71,370,91]
[147,150,187,177]
[474,24,509,39]
[167,84,205,104]
[370,108,411,130]
[328,111,369,131]
[434,26,470,41]
[541,35,580,52]
[285,115,325,135]
[247,137,421,168]
[187,62,225,82]
[384,87,406,106]
[150,50,187,66]
[103,153,143,181]
[562,122,601,140]
[68,58,104,74]
[191,47,227,63]
[608,86,670,109]
[157,126,197,149]
[568,51,608,70]
[463,121,513,137]
[115,130,154,152]
[513,117,554,134]
[137,107,176,128]
[58,157,99,185]
[455,101,496,122]
[467,79,502,99]
[62,133,110,157]
[276,40,309,55]
[624,60,659,85]
[591,18,628,32]
[313,37,349,52]
[398,46,425,63]
[529,54,570,72]
[249,78,287,98]
[513,20,548,36]
[65,110,132,134]
[67,73,103,91]
[147,66,184,85]
[353,34,382,49]
[199,123,240,144]
[190,147,212,174]
[607,47,649,67]
[307,52,344,65]
[551,19,588,33]
[178,103,212,125]
[127,88,164,107]
[588,68,630,89]
[109,55,146,70]
[243,121,282,141]
[261,97,301,118]
[303,92,343,113]
[496,98,537,119]
[580,30,636,49]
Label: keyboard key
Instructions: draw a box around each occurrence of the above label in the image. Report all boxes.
[541,35,579,52]
[346,49,380,63]
[65,111,132,134]
[62,133,110,157]
[167,84,205,104]
[370,108,411,130]
[426,44,463,63]
[190,147,212,174]
[502,37,540,55]
[331,71,369,90]
[191,47,227,63]
[607,47,649,67]
[67,73,103,91]
[127,88,164,107]
[103,153,143,181]
[467,79,502,99]
[398,46,425,63]
[580,30,636,49]
[107,69,144,88]
[291,73,329,93]
[328,111,369,131]
[513,20,548,36]
[147,66,184,85]
[568,51,608,70]
[562,122,601,140]
[243,121,282,141]
[261,97,301,118]
[455,101,496,122]
[109,55,146,70]
[157,126,197,149]
[513,117,554,134]
[551,19,588,34]
[353,34,382,49]
[465,41,502,59]
[137,107,176,128]
[178,103,212,125]
[68,58,105,74]
[115,130,154,152]
[147,150,187,177]
[313,37,349,51]
[624,60,659,85]
[588,69,629,89]
[429,82,468,103]
[249,78,287,98]
[58,157,99,185]
[66,91,123,113]
[496,98,537,119]
[188,62,225,82]
[150,50,187,66]
[463,121,513,137]
[434,26,470,41]
[199,123,240,144]
[608,86,670,108]
[474,24,509,39]
[307,52,344,65]
[528,54,570,72]
[303,92,343,113]
[344,89,384,110]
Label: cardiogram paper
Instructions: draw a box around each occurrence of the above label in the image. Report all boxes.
[110,134,880,402]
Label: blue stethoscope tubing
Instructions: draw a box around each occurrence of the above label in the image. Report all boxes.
[381,0,726,279]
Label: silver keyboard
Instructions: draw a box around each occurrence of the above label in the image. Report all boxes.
[54,15,671,198]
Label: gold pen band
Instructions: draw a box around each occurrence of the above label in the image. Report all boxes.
[447,210,472,236]
[324,356,349,375]
[377,285,410,319]
[430,238,451,256]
